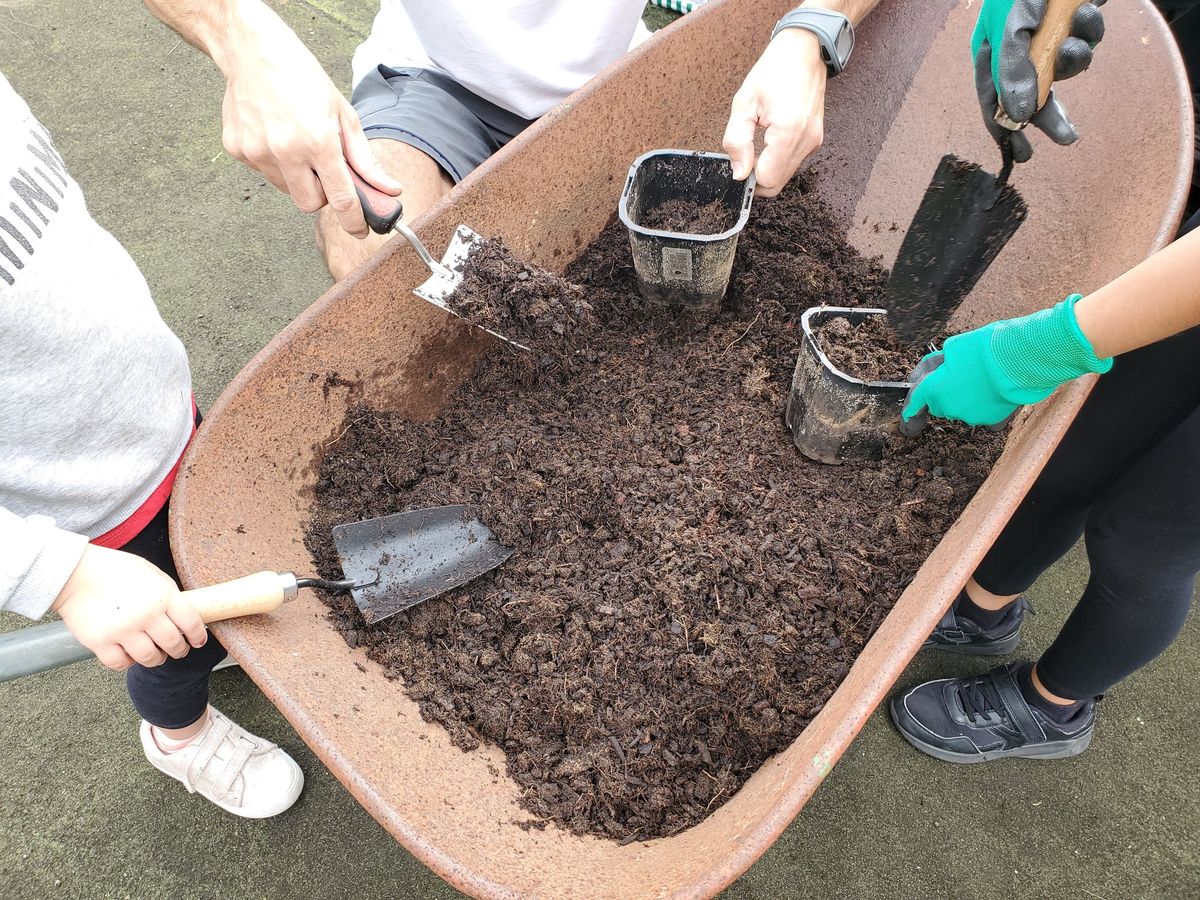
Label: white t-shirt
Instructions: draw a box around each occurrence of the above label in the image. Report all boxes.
[352,0,651,119]
[0,73,193,617]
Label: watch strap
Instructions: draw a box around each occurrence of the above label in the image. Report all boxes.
[772,7,855,76]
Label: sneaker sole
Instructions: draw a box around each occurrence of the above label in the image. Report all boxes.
[921,629,1021,657]
[889,698,1093,764]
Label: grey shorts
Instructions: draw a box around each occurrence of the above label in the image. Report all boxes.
[351,65,536,183]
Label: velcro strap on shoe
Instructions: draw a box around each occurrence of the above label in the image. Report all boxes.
[187,718,233,792]
[213,736,257,800]
[991,667,1046,745]
[937,588,969,630]
[936,606,959,632]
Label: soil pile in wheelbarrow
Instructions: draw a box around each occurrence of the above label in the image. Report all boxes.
[447,236,595,355]
[306,168,1005,843]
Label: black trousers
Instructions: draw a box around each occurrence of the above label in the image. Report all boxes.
[121,497,227,728]
[974,323,1200,700]
[118,408,226,729]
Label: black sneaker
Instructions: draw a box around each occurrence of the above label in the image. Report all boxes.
[889,661,1096,764]
[922,591,1029,656]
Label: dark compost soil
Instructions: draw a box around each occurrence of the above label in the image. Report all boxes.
[639,197,737,235]
[443,237,595,350]
[813,314,924,383]
[306,169,1004,843]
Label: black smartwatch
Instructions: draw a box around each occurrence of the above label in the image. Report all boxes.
[771,7,855,76]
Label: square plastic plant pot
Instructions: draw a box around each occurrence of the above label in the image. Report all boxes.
[785,307,913,464]
[618,149,754,311]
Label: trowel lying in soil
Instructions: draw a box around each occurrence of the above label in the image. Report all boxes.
[0,505,512,682]
[351,172,531,351]
[885,0,1082,344]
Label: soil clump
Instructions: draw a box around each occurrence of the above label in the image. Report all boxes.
[639,197,736,234]
[814,313,925,383]
[445,237,595,352]
[306,169,1004,843]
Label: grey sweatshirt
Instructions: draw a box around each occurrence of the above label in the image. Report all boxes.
[0,73,193,618]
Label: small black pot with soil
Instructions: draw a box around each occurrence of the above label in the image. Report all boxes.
[785,307,923,465]
[619,149,754,311]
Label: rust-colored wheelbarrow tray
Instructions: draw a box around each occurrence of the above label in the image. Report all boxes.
[170,1,1191,896]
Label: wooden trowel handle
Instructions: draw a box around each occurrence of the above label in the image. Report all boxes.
[1030,0,1088,110]
[180,571,298,624]
[0,571,300,684]
[997,0,1088,126]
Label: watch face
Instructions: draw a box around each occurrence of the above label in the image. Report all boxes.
[835,22,854,65]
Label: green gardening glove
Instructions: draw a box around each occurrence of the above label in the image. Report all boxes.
[973,0,1106,163]
[901,295,1113,428]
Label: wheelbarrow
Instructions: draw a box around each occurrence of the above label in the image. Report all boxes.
[169,0,1190,896]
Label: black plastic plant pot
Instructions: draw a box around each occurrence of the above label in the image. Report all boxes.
[784,307,913,465]
[618,149,755,311]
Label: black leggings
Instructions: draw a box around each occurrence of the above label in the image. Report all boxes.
[121,488,227,729]
[974,320,1200,700]
[121,498,227,728]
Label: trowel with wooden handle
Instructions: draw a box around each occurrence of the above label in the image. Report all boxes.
[885,0,1087,346]
[0,505,512,682]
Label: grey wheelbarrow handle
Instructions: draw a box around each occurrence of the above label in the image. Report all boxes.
[0,620,93,682]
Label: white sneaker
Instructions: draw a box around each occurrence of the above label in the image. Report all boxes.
[140,706,304,818]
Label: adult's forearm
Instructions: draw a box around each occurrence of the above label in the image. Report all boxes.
[1074,226,1200,359]
[141,0,298,77]
[141,0,401,234]
[796,0,882,26]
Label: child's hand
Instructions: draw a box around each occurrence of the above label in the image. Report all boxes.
[52,546,207,670]
[902,295,1112,427]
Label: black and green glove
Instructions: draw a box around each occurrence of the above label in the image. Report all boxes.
[973,0,1106,163]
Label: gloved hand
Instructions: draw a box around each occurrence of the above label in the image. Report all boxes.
[902,294,1113,428]
[973,0,1106,163]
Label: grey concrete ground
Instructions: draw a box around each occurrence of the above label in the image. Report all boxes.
[0,2,1196,898]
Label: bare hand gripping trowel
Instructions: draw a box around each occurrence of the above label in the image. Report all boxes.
[0,505,512,682]
[350,171,531,351]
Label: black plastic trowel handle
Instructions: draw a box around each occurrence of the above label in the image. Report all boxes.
[350,167,403,234]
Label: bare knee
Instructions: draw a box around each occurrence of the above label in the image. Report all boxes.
[315,207,382,282]
[374,138,454,224]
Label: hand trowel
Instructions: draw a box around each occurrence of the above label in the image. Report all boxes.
[350,171,531,352]
[885,0,1087,346]
[0,505,512,682]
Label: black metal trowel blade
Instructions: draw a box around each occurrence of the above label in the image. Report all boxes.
[332,505,513,624]
[885,153,1027,346]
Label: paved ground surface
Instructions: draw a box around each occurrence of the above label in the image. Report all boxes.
[0,2,1196,898]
